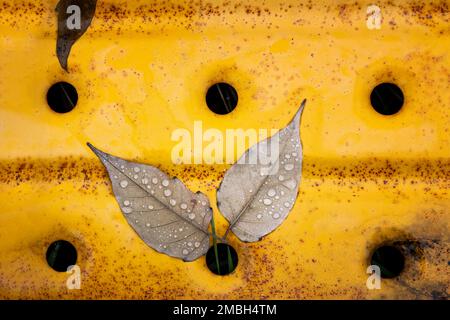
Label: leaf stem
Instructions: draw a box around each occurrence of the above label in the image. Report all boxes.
[223,228,231,240]
[226,245,234,273]
[209,215,221,275]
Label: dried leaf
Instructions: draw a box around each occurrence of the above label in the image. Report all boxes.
[56,0,97,71]
[88,143,212,261]
[217,100,306,242]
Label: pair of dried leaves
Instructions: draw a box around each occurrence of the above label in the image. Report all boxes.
[56,0,306,262]
[88,100,306,261]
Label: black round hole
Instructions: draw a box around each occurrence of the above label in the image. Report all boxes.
[370,82,404,115]
[46,82,78,113]
[370,245,405,279]
[46,240,78,272]
[206,243,238,275]
[205,82,238,115]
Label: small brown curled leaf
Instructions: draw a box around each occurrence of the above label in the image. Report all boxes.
[56,0,97,71]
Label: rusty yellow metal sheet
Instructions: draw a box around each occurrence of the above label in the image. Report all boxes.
[0,0,449,299]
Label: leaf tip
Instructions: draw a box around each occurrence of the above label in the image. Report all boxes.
[297,98,307,115]
[56,46,69,71]
[300,98,307,109]
[86,142,95,150]
[292,98,307,125]
[86,142,104,159]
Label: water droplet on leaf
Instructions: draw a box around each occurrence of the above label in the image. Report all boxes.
[120,180,128,188]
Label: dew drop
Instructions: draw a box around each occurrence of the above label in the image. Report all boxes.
[148,205,154,210]
[180,203,187,210]
[256,214,262,219]
[201,201,206,206]
[284,164,294,171]
[164,189,172,197]
[170,199,176,206]
[188,213,195,220]
[284,202,290,208]
[133,174,138,179]
[162,179,169,187]
[278,175,284,181]
[283,179,297,190]
[267,189,276,197]
[119,180,128,188]
[263,198,272,205]
[273,213,280,219]
[142,178,149,184]
[182,249,189,255]
[122,207,132,214]
[146,223,150,227]
[152,177,158,184]
[194,242,201,248]
[187,242,192,246]
[133,167,140,173]
[285,154,291,159]
[123,200,130,206]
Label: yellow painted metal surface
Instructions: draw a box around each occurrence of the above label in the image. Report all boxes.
[0,0,449,299]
